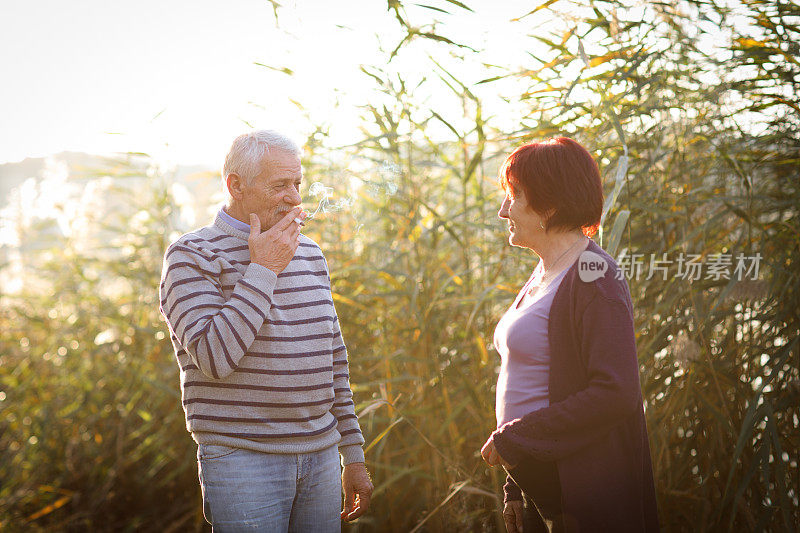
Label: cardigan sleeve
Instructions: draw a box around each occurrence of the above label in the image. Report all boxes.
[493,291,642,466]
[503,475,523,502]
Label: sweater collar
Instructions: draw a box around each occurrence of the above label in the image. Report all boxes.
[218,208,251,232]
[213,210,250,241]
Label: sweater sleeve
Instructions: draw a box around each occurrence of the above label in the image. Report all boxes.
[159,242,277,380]
[330,315,366,465]
[493,291,642,466]
[321,257,365,465]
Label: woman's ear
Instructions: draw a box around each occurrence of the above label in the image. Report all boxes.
[541,208,556,224]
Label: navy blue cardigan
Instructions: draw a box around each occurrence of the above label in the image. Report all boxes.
[493,240,660,532]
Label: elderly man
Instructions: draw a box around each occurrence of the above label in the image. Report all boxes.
[159,130,372,532]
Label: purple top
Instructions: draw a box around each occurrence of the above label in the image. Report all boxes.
[494,261,570,427]
[492,240,660,532]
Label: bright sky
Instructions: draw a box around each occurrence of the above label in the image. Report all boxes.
[0,0,544,167]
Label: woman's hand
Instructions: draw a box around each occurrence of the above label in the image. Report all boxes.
[481,436,513,469]
[503,500,524,533]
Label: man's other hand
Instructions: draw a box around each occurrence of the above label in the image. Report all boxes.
[341,462,373,522]
[248,209,305,274]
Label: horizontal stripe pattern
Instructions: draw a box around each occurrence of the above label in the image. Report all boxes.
[184,397,335,408]
[160,214,364,458]
[205,418,339,439]
[188,412,330,424]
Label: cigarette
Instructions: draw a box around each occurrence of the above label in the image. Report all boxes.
[293,217,306,227]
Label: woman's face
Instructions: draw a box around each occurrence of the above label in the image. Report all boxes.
[498,181,548,249]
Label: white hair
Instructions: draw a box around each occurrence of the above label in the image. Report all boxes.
[222,130,302,185]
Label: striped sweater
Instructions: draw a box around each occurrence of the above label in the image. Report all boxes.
[158,213,365,465]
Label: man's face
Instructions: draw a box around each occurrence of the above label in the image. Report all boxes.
[241,149,303,231]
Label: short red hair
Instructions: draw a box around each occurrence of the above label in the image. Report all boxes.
[499,137,603,237]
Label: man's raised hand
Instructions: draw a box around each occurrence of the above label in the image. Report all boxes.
[248,209,306,274]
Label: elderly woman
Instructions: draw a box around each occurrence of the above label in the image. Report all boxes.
[480,138,659,532]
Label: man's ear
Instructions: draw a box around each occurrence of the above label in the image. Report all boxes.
[226,173,244,200]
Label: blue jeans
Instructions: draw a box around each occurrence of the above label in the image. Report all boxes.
[197,444,342,532]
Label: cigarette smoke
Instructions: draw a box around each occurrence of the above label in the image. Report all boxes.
[303,160,400,225]
[305,181,355,221]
